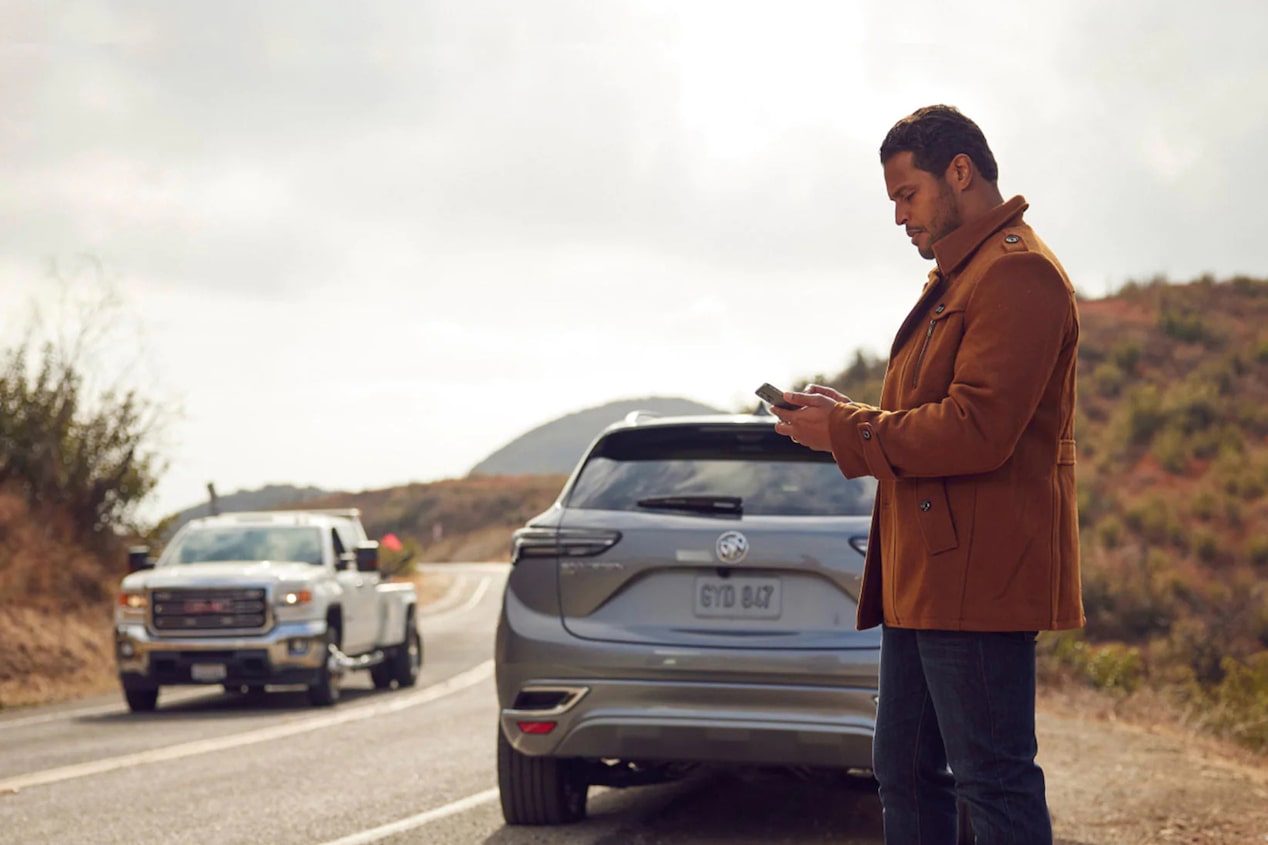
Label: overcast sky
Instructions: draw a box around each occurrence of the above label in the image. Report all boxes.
[3,1,1266,520]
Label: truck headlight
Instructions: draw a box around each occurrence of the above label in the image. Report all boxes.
[117,591,148,612]
[277,589,313,607]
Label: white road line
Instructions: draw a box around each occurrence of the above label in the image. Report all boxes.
[422,575,492,623]
[315,788,499,845]
[0,660,493,794]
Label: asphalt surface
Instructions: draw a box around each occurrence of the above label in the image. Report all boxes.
[0,563,884,845]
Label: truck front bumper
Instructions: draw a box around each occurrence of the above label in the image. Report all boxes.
[115,620,329,688]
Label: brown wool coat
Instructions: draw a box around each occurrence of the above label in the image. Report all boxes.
[829,196,1085,632]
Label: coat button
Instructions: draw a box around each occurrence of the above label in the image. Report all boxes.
[861,430,872,441]
[1004,235,1020,244]
[920,499,932,512]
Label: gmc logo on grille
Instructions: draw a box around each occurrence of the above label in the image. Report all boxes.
[183,599,232,614]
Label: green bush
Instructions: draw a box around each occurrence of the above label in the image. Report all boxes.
[1151,425,1189,474]
[1124,384,1166,445]
[0,340,163,538]
[1084,643,1145,694]
[1192,529,1220,564]
[1091,361,1125,398]
[1097,515,1124,550]
[1109,340,1141,373]
[1248,536,1268,569]
[1190,490,1217,521]
[1205,653,1268,752]
[1159,309,1215,344]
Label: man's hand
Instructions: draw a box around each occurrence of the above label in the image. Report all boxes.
[803,384,852,404]
[769,388,845,453]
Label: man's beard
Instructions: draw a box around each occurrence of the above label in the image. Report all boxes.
[919,180,962,260]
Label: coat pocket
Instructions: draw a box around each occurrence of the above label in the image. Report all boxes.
[912,478,958,554]
[909,305,966,389]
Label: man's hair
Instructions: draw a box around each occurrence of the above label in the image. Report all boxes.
[880,105,999,183]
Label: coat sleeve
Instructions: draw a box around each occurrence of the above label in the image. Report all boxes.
[828,252,1073,480]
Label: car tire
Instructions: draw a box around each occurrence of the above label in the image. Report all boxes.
[392,613,422,688]
[124,686,159,713]
[497,725,587,825]
[307,628,341,707]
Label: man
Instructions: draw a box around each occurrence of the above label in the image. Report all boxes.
[770,105,1083,844]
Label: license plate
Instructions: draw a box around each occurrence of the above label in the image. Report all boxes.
[191,663,227,682]
[693,576,781,619]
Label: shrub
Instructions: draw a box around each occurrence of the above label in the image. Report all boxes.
[1204,653,1268,752]
[1109,341,1141,373]
[1097,515,1124,550]
[1084,643,1145,694]
[1150,425,1189,474]
[1091,361,1125,398]
[1249,536,1268,570]
[1192,529,1220,564]
[1124,384,1166,445]
[1190,490,1216,521]
[1159,309,1215,344]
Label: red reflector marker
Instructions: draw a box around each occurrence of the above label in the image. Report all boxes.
[517,721,557,735]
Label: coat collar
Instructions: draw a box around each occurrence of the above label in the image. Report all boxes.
[932,195,1028,277]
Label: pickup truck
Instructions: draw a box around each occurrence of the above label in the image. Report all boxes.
[115,508,421,712]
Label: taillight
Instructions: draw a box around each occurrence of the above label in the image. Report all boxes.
[510,527,622,564]
[516,721,557,735]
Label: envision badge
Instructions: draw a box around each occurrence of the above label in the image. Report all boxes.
[715,530,749,564]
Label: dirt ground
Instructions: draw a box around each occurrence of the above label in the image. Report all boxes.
[2,571,1265,843]
[1039,687,1268,845]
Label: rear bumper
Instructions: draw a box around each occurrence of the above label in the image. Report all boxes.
[496,595,878,769]
[501,678,877,769]
[115,620,328,688]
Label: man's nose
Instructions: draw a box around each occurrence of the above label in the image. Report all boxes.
[894,205,907,226]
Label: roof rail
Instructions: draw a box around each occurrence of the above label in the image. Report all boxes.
[623,410,661,425]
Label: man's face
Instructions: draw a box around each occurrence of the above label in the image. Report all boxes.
[883,151,961,261]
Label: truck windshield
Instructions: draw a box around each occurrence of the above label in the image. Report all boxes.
[166,526,325,566]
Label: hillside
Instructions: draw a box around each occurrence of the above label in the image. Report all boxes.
[469,396,722,476]
[301,475,568,565]
[161,483,338,536]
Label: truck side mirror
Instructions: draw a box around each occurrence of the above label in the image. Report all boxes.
[128,546,154,572]
[355,541,380,573]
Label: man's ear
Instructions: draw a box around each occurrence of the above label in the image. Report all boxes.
[945,153,974,191]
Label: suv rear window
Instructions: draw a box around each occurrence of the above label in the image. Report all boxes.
[566,424,876,516]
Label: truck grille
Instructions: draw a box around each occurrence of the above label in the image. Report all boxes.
[151,588,269,632]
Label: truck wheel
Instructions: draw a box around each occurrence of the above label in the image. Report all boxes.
[307,628,341,707]
[497,725,587,825]
[370,662,393,690]
[124,686,159,713]
[392,612,422,688]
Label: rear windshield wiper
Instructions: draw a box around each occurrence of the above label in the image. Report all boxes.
[635,495,742,516]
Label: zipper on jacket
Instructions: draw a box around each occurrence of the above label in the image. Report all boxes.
[911,319,936,387]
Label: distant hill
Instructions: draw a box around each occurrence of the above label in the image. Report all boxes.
[162,483,338,535]
[468,396,724,476]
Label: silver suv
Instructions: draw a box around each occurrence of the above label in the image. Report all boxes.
[495,412,880,824]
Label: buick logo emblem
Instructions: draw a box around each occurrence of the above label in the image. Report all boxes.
[716,531,749,564]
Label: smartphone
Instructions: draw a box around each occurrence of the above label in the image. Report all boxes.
[755,382,799,410]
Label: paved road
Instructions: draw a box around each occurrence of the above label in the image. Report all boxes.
[0,563,884,845]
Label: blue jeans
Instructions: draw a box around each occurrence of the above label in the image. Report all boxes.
[873,626,1052,845]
